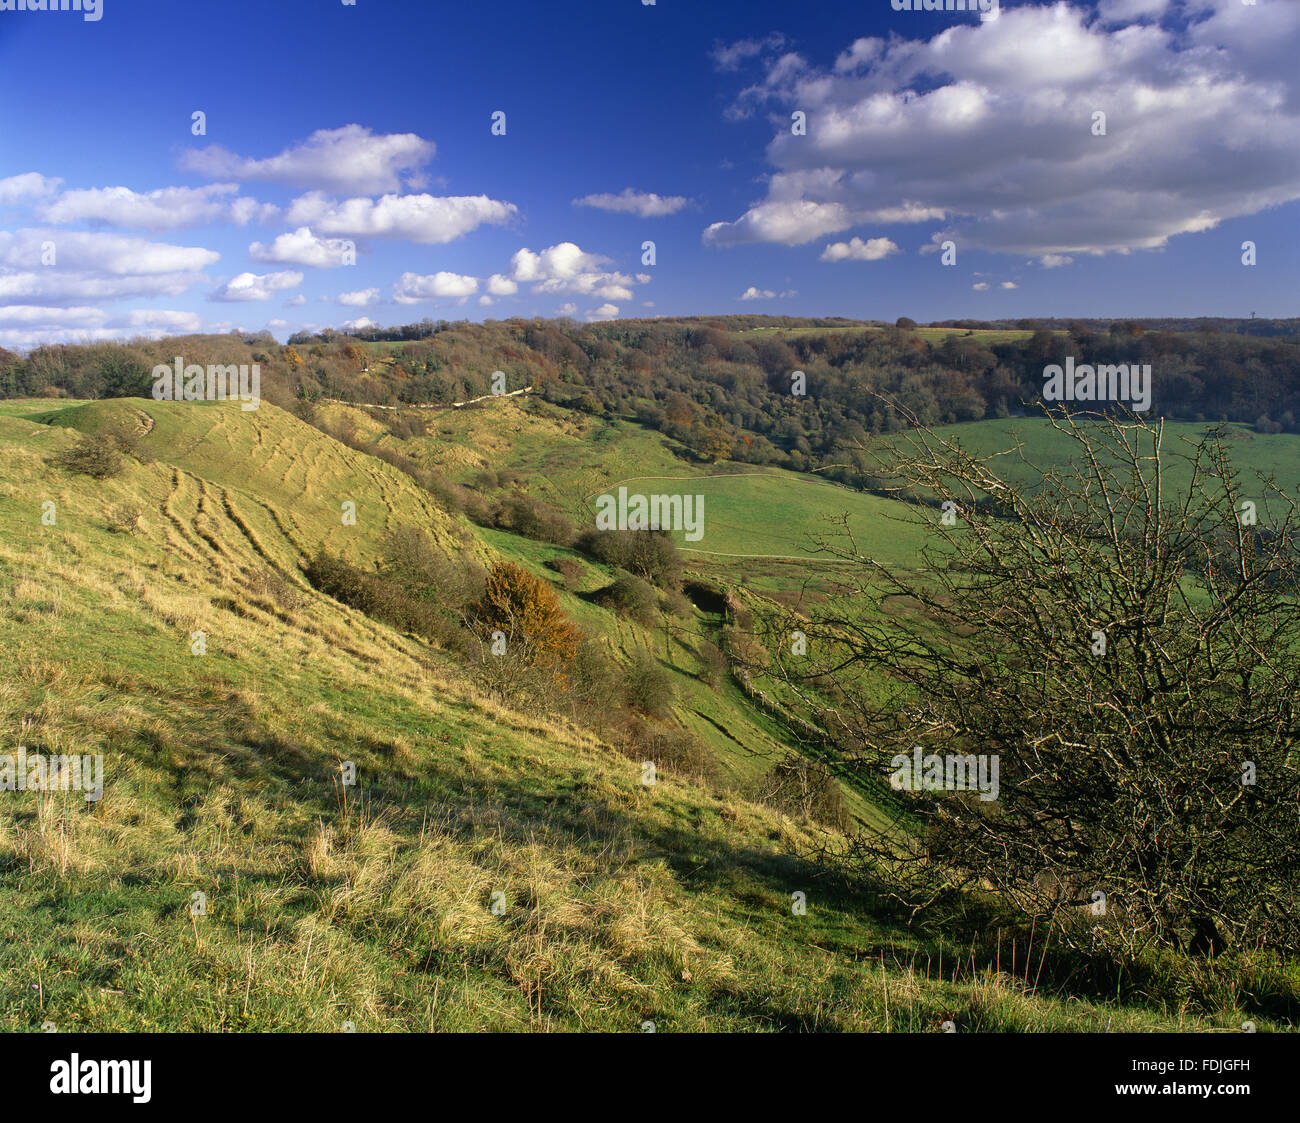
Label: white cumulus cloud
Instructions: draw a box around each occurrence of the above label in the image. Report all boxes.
[0,230,218,307]
[391,271,479,303]
[820,236,900,262]
[126,309,203,332]
[706,2,1300,258]
[507,242,637,301]
[706,200,854,247]
[337,288,380,307]
[0,173,63,204]
[210,270,303,302]
[180,125,435,196]
[0,229,219,275]
[37,184,276,231]
[249,226,357,268]
[0,304,106,328]
[573,188,691,218]
[285,191,517,244]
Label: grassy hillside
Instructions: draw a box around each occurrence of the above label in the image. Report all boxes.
[856,416,1300,525]
[0,398,1289,1031]
[359,396,932,576]
[45,398,479,571]
[917,416,1300,496]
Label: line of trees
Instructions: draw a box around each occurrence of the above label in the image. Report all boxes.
[4,317,1299,491]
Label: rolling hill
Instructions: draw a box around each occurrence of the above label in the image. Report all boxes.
[0,394,1292,1031]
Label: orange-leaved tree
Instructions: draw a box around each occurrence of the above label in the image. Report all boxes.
[468,561,581,671]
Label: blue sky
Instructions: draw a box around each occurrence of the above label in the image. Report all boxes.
[0,0,1296,348]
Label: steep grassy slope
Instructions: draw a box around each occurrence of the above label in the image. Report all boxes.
[0,399,1281,1031]
[321,396,903,804]
[470,525,884,822]
[44,398,481,571]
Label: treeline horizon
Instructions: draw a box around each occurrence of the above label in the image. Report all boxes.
[3,313,1299,493]
[293,312,1300,342]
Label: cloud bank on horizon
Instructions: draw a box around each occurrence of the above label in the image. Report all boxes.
[0,0,1295,350]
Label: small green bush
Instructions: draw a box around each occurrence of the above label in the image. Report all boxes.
[623,649,674,717]
[593,574,658,625]
[304,551,471,655]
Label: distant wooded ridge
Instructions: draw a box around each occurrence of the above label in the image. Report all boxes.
[292,313,1299,344]
[3,314,1298,496]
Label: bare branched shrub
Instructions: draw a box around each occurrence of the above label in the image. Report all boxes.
[304,551,471,655]
[48,433,122,480]
[544,556,584,590]
[105,505,142,535]
[248,567,309,612]
[756,758,849,830]
[694,639,729,687]
[775,404,1300,962]
[614,715,718,784]
[380,527,485,607]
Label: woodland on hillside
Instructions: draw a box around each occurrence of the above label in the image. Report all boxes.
[3,317,1298,494]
